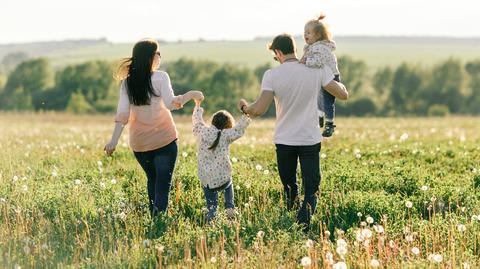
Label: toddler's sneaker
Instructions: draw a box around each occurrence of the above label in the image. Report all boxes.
[322,121,336,137]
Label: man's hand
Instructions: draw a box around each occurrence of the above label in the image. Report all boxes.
[238,99,248,113]
[104,140,117,156]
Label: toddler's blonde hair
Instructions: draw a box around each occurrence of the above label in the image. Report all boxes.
[306,14,332,42]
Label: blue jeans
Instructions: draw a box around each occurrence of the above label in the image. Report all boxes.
[203,181,234,222]
[318,74,341,121]
[275,143,321,227]
[133,140,178,216]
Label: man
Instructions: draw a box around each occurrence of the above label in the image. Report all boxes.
[238,34,348,229]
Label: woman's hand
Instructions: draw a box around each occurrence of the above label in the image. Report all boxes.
[104,140,117,156]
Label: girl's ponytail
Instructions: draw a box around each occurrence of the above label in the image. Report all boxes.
[317,13,326,21]
[208,130,222,151]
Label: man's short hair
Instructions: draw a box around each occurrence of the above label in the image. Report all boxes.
[268,34,296,54]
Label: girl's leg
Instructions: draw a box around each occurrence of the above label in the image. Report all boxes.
[134,151,156,215]
[224,182,234,209]
[203,187,218,222]
[151,140,178,213]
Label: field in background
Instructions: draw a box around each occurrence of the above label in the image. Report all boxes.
[0,113,479,267]
[1,36,480,70]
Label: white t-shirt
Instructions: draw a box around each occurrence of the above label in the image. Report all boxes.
[261,61,334,146]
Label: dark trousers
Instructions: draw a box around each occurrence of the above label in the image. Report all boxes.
[319,74,341,121]
[203,181,234,222]
[275,143,321,227]
[133,140,178,216]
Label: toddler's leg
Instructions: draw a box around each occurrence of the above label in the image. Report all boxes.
[203,187,219,222]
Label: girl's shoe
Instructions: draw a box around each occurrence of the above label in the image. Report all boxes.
[322,122,336,137]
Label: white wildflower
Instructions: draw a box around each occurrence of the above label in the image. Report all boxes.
[325,252,334,265]
[210,256,217,263]
[405,201,413,208]
[411,247,420,255]
[433,254,443,263]
[74,179,81,185]
[255,164,263,171]
[355,153,362,159]
[301,256,312,267]
[333,261,347,269]
[357,212,363,217]
[257,230,265,238]
[13,175,19,182]
[457,224,466,232]
[100,182,106,189]
[399,133,409,142]
[370,259,380,267]
[336,245,347,256]
[421,185,429,191]
[361,228,373,239]
[111,178,117,185]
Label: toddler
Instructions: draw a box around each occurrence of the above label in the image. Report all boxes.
[192,99,251,222]
[301,14,341,137]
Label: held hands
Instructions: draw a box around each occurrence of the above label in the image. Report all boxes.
[190,90,204,107]
[104,140,117,156]
[172,96,184,109]
[238,99,248,114]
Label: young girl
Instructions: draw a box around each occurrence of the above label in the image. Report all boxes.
[192,99,251,222]
[301,14,341,137]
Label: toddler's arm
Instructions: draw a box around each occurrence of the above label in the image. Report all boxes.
[224,115,251,142]
[304,45,335,69]
[192,105,207,137]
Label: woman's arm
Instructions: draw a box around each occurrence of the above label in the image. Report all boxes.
[157,72,203,110]
[105,82,129,156]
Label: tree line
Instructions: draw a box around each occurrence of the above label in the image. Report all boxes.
[0,56,479,116]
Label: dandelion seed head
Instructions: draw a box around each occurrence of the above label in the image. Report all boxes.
[255,164,263,171]
[411,247,420,255]
[366,216,374,224]
[210,256,217,263]
[433,254,443,263]
[182,152,188,158]
[305,239,314,248]
[405,201,413,208]
[370,259,380,267]
[457,224,466,232]
[336,245,347,256]
[421,185,429,191]
[232,157,238,163]
[74,179,81,185]
[399,133,409,142]
[301,256,312,267]
[257,230,265,238]
[263,169,269,175]
[333,261,347,269]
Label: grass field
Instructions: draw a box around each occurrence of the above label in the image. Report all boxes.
[0,113,479,268]
[2,37,480,70]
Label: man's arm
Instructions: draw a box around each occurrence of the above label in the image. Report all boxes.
[323,80,349,100]
[238,91,274,117]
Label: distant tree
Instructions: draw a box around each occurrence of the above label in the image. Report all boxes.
[423,59,465,114]
[465,60,480,114]
[54,60,116,110]
[1,58,53,110]
[66,92,94,114]
[1,51,29,73]
[0,86,34,110]
[253,63,272,83]
[372,67,394,114]
[387,63,424,115]
[338,56,368,96]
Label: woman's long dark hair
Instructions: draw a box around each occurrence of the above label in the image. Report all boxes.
[115,38,159,106]
[208,110,234,151]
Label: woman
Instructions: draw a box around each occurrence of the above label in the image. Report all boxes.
[104,38,203,217]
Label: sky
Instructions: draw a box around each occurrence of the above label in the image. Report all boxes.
[1,0,479,44]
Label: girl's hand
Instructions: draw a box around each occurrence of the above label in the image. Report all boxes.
[194,98,202,107]
[104,141,117,156]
